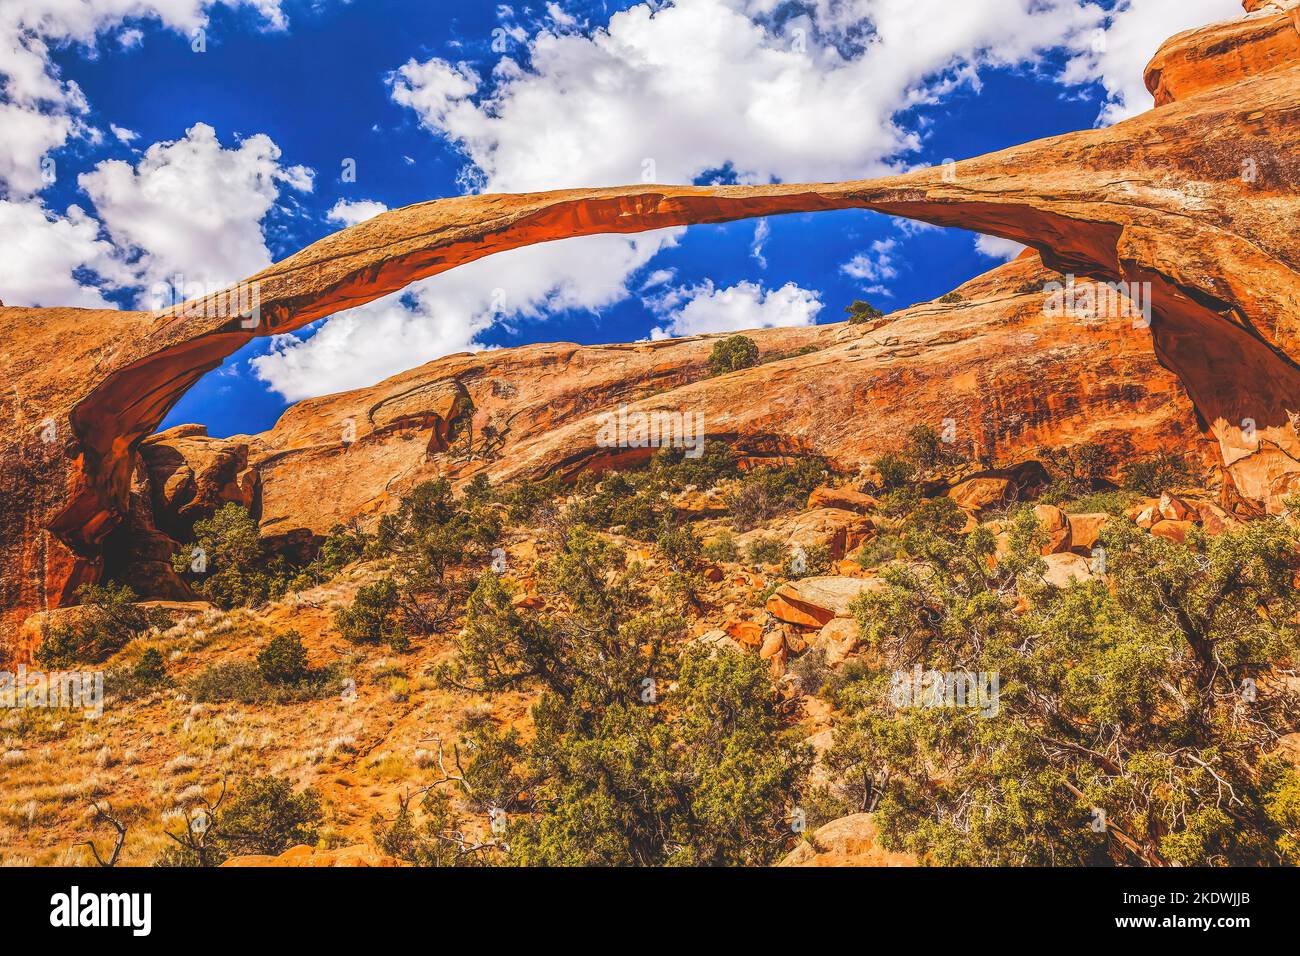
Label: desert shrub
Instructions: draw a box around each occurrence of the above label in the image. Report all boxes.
[851,492,965,569]
[377,477,504,633]
[443,528,677,698]
[844,299,883,324]
[104,647,170,702]
[256,630,310,685]
[156,775,322,866]
[655,522,702,572]
[902,425,945,469]
[495,475,564,523]
[435,526,810,866]
[173,503,294,609]
[569,472,664,538]
[1263,758,1300,865]
[658,567,706,616]
[645,442,738,490]
[189,659,335,705]
[437,573,557,692]
[703,531,738,563]
[1122,451,1195,496]
[800,784,858,835]
[301,523,371,582]
[460,473,493,508]
[725,485,767,531]
[450,527,686,693]
[35,583,168,667]
[566,444,740,539]
[936,291,963,304]
[727,457,829,530]
[708,334,759,375]
[400,477,500,562]
[372,788,487,867]
[900,495,967,536]
[509,645,809,866]
[133,648,167,684]
[869,453,914,491]
[335,579,408,651]
[606,490,665,538]
[371,799,419,860]
[188,662,269,704]
[459,723,528,814]
[787,646,833,697]
[784,542,831,578]
[1038,442,1116,498]
[903,424,968,471]
[876,485,921,517]
[828,511,1300,866]
[219,776,323,856]
[746,534,787,565]
[175,507,372,604]
[850,532,905,569]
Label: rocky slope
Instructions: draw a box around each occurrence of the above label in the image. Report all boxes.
[2,0,1298,646]
[0,445,1274,865]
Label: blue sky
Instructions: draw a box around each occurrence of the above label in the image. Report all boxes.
[0,0,1241,436]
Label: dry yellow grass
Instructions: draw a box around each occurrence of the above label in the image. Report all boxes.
[1,563,534,866]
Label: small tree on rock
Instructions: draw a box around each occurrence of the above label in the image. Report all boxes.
[708,335,759,375]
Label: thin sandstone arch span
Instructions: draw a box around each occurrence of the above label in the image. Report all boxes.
[2,0,1298,638]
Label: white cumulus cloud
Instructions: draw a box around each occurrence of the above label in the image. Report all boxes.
[647,279,822,340]
[326,198,389,227]
[841,238,899,287]
[390,0,1111,193]
[0,199,129,307]
[1061,0,1242,125]
[0,1,290,199]
[0,3,301,310]
[750,219,770,269]
[79,122,313,303]
[974,233,1027,261]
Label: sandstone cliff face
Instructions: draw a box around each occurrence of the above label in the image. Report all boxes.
[138,425,259,542]
[1145,0,1300,107]
[241,251,1199,539]
[244,323,832,536]
[1,1,1297,643]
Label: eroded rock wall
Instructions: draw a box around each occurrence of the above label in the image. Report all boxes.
[242,252,1201,538]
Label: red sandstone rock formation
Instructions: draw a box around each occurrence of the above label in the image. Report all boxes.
[1,1,1297,645]
[243,324,828,540]
[239,251,1196,543]
[1146,0,1299,106]
[778,813,916,867]
[138,425,259,542]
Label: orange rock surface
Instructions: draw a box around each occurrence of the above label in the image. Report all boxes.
[248,252,1192,543]
[220,844,402,868]
[766,576,885,628]
[1145,1,1299,106]
[778,813,916,867]
[138,425,259,541]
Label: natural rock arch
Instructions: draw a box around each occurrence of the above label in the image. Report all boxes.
[2,0,1298,639]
